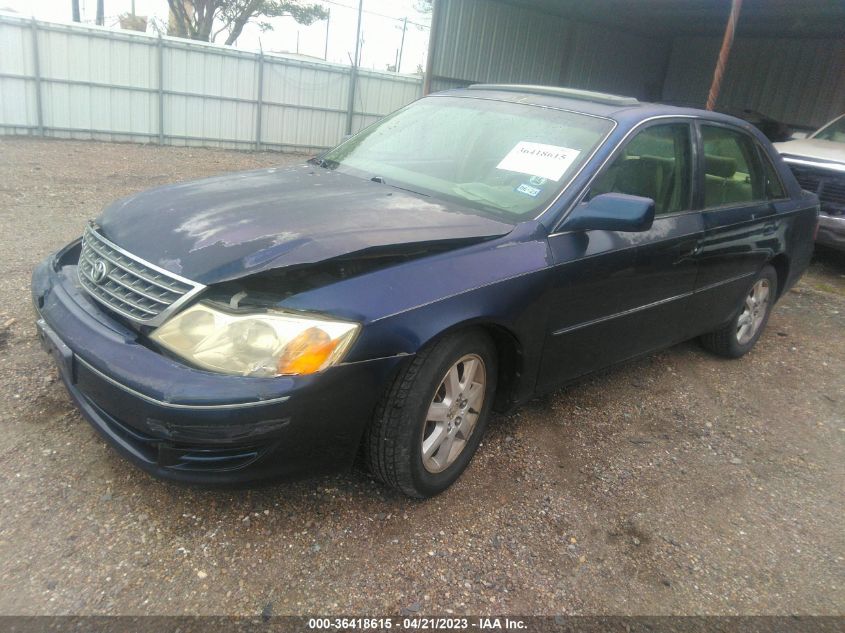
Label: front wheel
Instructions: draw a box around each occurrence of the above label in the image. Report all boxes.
[364,330,497,498]
[700,265,778,358]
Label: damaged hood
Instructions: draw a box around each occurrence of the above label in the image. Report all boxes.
[96,164,514,285]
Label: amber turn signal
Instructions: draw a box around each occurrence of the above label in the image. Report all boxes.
[277,327,342,375]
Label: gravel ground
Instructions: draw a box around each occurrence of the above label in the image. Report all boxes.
[0,138,843,616]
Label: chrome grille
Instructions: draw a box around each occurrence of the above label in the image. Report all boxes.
[822,179,845,205]
[794,171,821,193]
[77,224,205,325]
[788,164,845,215]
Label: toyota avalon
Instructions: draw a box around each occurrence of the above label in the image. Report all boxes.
[32,85,818,498]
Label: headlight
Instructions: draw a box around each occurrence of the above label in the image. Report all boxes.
[149,303,359,377]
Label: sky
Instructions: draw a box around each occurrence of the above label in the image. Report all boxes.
[0,0,432,73]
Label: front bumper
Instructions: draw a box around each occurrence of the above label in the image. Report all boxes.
[817,212,845,251]
[31,248,407,485]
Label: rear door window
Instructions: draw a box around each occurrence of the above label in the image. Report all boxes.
[701,125,766,207]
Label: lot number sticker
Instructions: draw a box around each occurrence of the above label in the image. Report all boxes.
[496,142,581,182]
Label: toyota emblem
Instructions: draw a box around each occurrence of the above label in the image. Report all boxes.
[91,258,111,284]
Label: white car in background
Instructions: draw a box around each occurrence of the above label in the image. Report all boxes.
[775,114,845,251]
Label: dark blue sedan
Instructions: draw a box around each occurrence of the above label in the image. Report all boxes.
[32,85,818,497]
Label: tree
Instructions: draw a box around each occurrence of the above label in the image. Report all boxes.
[412,1,432,31]
[167,0,328,45]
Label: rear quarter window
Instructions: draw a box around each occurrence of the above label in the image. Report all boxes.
[759,149,787,199]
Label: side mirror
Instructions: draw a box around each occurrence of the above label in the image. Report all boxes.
[560,193,655,233]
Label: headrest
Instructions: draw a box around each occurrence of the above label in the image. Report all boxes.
[704,155,737,179]
[639,154,675,170]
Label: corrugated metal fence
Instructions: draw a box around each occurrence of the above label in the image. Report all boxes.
[0,12,423,152]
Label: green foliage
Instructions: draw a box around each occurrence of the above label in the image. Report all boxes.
[414,0,432,14]
[167,0,328,45]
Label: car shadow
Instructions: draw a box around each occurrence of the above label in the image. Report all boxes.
[812,244,845,269]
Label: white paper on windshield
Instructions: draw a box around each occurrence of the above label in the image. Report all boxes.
[496,142,581,182]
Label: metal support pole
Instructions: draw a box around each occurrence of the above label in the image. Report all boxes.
[157,33,165,144]
[30,18,44,137]
[345,0,363,136]
[324,8,330,61]
[422,0,439,95]
[72,0,81,22]
[255,48,264,151]
[397,16,407,73]
[706,0,743,111]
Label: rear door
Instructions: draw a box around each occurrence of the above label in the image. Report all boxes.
[688,123,789,334]
[538,120,704,390]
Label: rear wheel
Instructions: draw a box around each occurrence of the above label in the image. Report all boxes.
[700,265,777,358]
[364,330,497,498]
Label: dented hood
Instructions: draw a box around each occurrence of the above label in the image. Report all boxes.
[96,164,514,285]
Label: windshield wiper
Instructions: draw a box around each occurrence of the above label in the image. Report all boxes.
[368,175,430,197]
[308,156,336,169]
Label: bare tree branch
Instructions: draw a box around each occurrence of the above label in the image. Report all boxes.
[224,0,261,45]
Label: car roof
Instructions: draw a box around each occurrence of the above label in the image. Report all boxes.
[436,84,750,130]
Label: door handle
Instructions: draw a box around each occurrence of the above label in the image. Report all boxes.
[677,241,701,259]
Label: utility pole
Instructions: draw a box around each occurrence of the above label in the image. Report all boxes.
[397,16,407,73]
[324,8,330,60]
[345,0,363,135]
[96,0,104,25]
[71,0,80,22]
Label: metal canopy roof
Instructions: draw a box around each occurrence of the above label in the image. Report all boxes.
[423,0,845,129]
[505,0,845,38]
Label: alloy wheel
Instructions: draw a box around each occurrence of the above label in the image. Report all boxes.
[420,354,487,474]
[736,278,770,345]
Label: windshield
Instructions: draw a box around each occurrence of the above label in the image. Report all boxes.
[813,115,845,143]
[321,95,614,220]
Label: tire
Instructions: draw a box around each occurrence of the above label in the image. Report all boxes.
[700,265,778,358]
[364,329,498,498]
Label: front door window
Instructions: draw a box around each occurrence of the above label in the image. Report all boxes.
[590,123,693,215]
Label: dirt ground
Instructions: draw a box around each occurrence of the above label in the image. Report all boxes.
[0,138,843,616]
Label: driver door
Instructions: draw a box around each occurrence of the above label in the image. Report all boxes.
[538,121,704,389]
